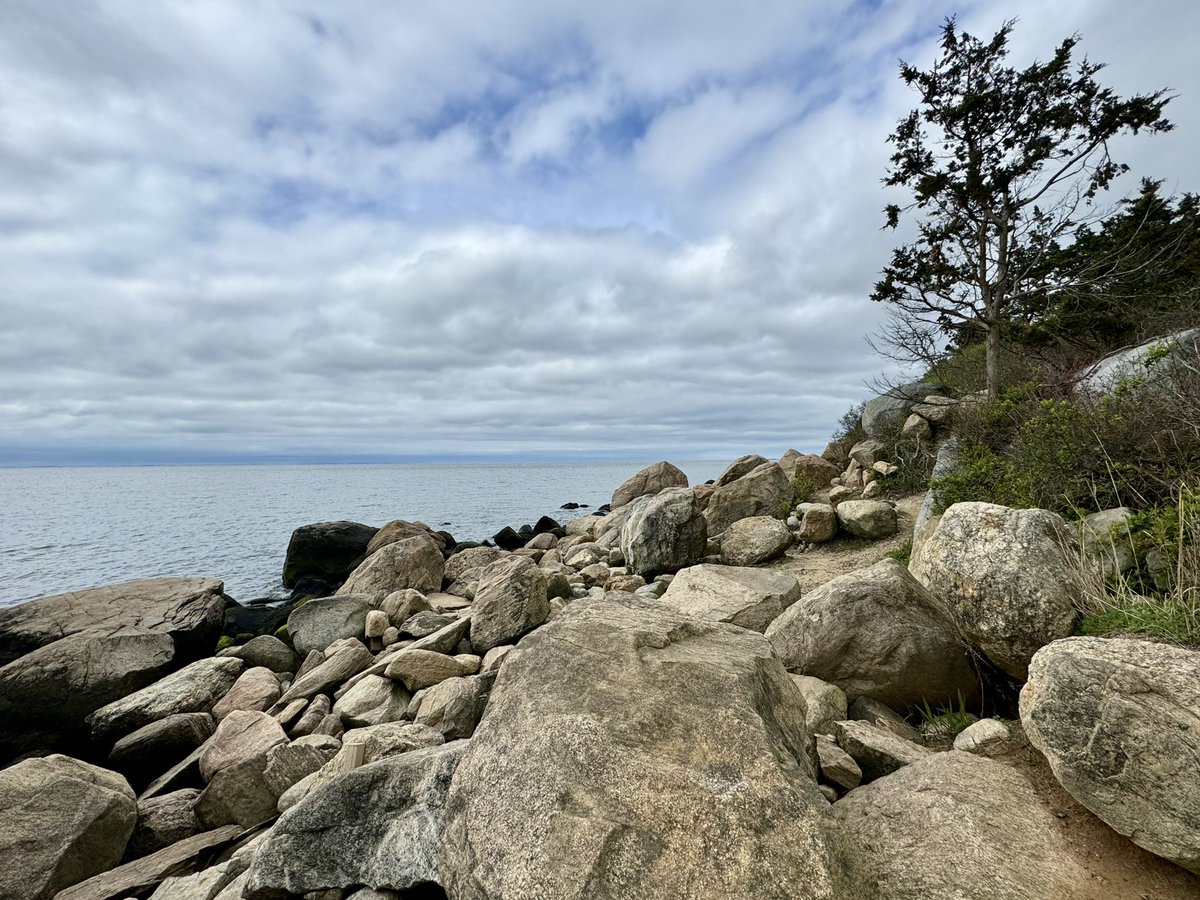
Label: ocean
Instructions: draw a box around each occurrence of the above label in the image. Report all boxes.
[0,460,727,607]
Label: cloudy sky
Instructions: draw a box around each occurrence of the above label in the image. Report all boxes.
[1,0,1195,465]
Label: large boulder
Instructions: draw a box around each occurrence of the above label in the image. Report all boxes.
[337,535,444,598]
[0,627,174,761]
[860,380,938,439]
[662,564,801,632]
[1020,637,1200,873]
[703,461,792,535]
[88,657,244,748]
[910,502,1079,679]
[443,546,508,584]
[282,521,379,590]
[619,487,707,578]
[439,593,838,899]
[211,666,280,720]
[720,515,792,566]
[830,752,1091,898]
[286,595,371,656]
[469,556,549,653]
[610,460,689,509]
[108,713,214,790]
[0,755,137,900]
[835,500,898,540]
[366,519,447,558]
[778,449,840,498]
[243,741,467,899]
[765,560,978,711]
[199,710,289,782]
[1077,327,1200,395]
[128,790,202,859]
[715,454,770,486]
[218,634,298,673]
[0,577,228,667]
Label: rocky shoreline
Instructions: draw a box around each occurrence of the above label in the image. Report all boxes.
[2,392,1198,899]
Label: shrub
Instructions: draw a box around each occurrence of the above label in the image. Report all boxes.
[831,401,867,445]
[886,541,913,565]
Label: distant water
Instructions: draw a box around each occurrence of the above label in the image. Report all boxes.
[0,461,726,607]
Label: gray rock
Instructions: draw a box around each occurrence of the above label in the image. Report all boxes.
[790,675,848,737]
[407,615,472,654]
[778,450,840,499]
[619,486,708,578]
[861,381,938,439]
[910,502,1079,679]
[414,675,487,740]
[108,713,215,789]
[765,560,978,712]
[211,667,280,720]
[337,535,444,598]
[439,593,838,899]
[380,588,431,625]
[220,634,297,673]
[900,413,932,440]
[243,742,467,899]
[835,500,898,540]
[833,719,932,782]
[469,556,549,653]
[262,734,342,798]
[282,520,379,589]
[194,753,280,829]
[199,710,288,782]
[398,610,456,638]
[364,519,447,559]
[290,694,331,737]
[848,696,923,743]
[443,546,509,584]
[662,563,800,632]
[952,718,1010,753]
[815,734,861,790]
[0,755,137,900]
[610,460,689,508]
[797,503,838,543]
[364,609,390,639]
[1020,636,1200,873]
[703,461,792,535]
[830,752,1090,898]
[849,438,887,468]
[278,642,374,704]
[716,454,770,486]
[287,595,372,656]
[128,790,202,859]
[910,394,956,425]
[1077,507,1137,578]
[912,436,958,544]
[383,648,472,691]
[481,645,514,672]
[1078,327,1200,395]
[720,515,792,566]
[89,657,244,747]
[332,674,411,727]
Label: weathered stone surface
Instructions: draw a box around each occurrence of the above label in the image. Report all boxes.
[1020,637,1200,873]
[365,519,445,559]
[910,502,1079,679]
[211,667,280,720]
[791,675,848,737]
[89,657,244,747]
[849,696,923,743]
[815,734,861,790]
[199,710,288,782]
[720,515,792,566]
[0,577,228,668]
[716,454,770,486]
[0,627,175,761]
[1077,507,1137,578]
[399,610,455,638]
[830,752,1090,899]
[384,648,472,691]
[861,381,937,439]
[778,450,840,498]
[619,487,708,579]
[765,560,978,711]
[194,752,279,829]
[900,413,932,440]
[703,461,792,535]
[796,503,838,543]
[278,642,374,705]
[262,734,342,798]
[332,674,410,727]
[282,520,379,589]
[338,535,444,598]
[469,556,549,653]
[0,755,137,900]
[952,718,1010,753]
[414,675,488,740]
[219,634,297,673]
[287,595,372,657]
[109,713,214,789]
[128,790,202,859]
[244,742,467,899]
[910,394,956,425]
[440,593,837,900]
[834,500,898,539]
[833,719,932,782]
[662,564,800,632]
[407,615,472,654]
[610,460,689,508]
[444,546,509,584]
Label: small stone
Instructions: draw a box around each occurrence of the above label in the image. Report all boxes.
[953,718,1010,753]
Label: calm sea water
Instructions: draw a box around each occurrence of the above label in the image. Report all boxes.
[0,461,726,607]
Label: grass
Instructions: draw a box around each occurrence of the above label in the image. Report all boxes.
[885,540,912,565]
[917,690,974,742]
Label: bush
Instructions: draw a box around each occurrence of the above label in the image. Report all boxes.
[831,401,866,445]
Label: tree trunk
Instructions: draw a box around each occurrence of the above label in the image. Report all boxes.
[986,318,1001,400]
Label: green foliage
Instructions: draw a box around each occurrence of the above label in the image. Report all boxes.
[886,541,913,565]
[791,473,818,504]
[831,402,866,445]
[1079,600,1198,645]
[273,624,290,643]
[216,635,235,652]
[879,436,936,496]
[918,691,974,742]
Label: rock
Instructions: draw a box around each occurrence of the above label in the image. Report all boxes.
[109,713,215,789]
[910,394,956,425]
[0,755,137,900]
[199,710,289,782]
[815,734,861,790]
[703,461,792,535]
[407,615,472,654]
[778,450,840,499]
[289,695,331,737]
[383,649,472,691]
[243,742,467,899]
[830,752,1091,898]
[910,502,1079,679]
[194,753,280,829]
[0,627,175,761]
[54,825,244,900]
[720,515,792,566]
[848,439,886,468]
[1078,326,1200,394]
[262,735,342,798]
[444,546,509,584]
[1077,506,1137,578]
[848,696,923,743]
[333,674,410,727]
[790,675,848,737]
[439,593,837,899]
[610,460,689,508]
[278,642,374,704]
[414,675,488,740]
[900,413,932,440]
[834,500,898,539]
[0,577,228,668]
[716,453,770,486]
[827,485,856,505]
[127,790,202,859]
[481,645,513,672]
[765,560,978,712]
[88,657,244,748]
[398,610,455,638]
[861,380,938,439]
[619,487,707,578]
[490,526,526,551]
[364,609,390,639]
[365,520,446,559]
[282,521,379,589]
[220,634,297,673]
[796,503,838,543]
[380,588,432,624]
[1020,636,1200,873]
[860,480,882,499]
[605,573,645,592]
[211,667,280,720]
[833,719,932,782]
[337,535,444,598]
[286,595,371,656]
[469,556,549,653]
[952,718,1010,753]
[662,564,800,632]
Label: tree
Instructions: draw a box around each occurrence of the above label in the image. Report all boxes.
[871,18,1172,397]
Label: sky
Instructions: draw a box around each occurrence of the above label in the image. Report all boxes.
[1,0,1196,465]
